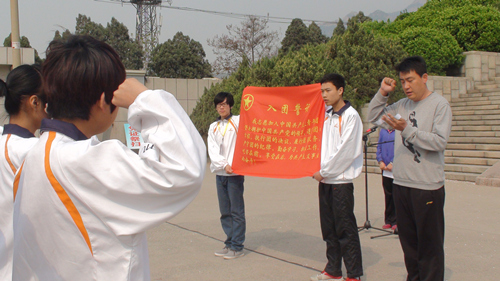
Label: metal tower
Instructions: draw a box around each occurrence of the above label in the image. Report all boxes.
[129,0,163,69]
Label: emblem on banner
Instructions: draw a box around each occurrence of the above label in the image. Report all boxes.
[242,94,254,111]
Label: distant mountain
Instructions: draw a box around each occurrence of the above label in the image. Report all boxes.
[368,0,427,21]
[320,0,427,37]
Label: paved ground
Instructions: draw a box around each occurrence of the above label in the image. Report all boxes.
[147,168,500,280]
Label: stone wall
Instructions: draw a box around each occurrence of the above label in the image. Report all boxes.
[144,77,221,115]
[462,51,500,82]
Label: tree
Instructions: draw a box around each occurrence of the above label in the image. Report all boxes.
[332,18,345,36]
[399,27,463,75]
[53,29,72,41]
[148,32,212,78]
[281,18,310,53]
[207,16,279,75]
[346,12,372,31]
[74,14,144,70]
[105,18,144,70]
[328,24,407,108]
[308,22,328,44]
[3,33,43,64]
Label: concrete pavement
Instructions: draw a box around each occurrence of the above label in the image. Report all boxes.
[147,168,500,280]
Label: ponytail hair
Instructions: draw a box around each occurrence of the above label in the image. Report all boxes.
[0,64,44,116]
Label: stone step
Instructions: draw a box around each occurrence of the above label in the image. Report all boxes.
[448,137,500,144]
[451,104,500,111]
[453,115,499,121]
[475,84,500,90]
[444,163,490,174]
[450,131,500,137]
[450,100,500,107]
[459,91,500,98]
[445,156,499,166]
[452,109,500,116]
[452,95,500,102]
[445,172,478,182]
[445,149,500,159]
[451,125,500,131]
[452,120,500,126]
[475,80,500,86]
[446,143,500,151]
[467,88,500,94]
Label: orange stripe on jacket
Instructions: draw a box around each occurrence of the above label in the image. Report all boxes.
[13,162,24,201]
[45,131,93,256]
[5,134,17,174]
[229,119,238,133]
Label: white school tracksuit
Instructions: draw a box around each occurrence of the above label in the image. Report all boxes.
[0,125,38,281]
[319,104,363,184]
[207,115,239,175]
[12,90,206,281]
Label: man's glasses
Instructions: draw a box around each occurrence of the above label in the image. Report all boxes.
[217,102,229,108]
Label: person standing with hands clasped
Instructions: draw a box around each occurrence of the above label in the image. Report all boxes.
[311,73,363,281]
[208,92,246,260]
[376,128,397,231]
[368,56,452,281]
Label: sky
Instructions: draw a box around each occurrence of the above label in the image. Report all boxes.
[0,0,415,63]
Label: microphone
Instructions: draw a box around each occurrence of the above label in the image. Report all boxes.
[366,126,378,133]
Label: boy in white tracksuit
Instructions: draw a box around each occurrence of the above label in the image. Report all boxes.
[12,35,206,281]
[311,74,363,281]
[208,92,246,260]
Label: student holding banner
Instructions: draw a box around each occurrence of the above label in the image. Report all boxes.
[208,92,246,260]
[312,73,363,281]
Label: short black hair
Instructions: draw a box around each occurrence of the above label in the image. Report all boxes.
[320,73,345,91]
[42,35,126,120]
[0,64,44,116]
[213,92,234,108]
[395,56,427,77]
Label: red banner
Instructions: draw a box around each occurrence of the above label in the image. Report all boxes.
[232,84,325,179]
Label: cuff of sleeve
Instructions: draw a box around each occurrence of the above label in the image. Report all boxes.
[401,124,416,139]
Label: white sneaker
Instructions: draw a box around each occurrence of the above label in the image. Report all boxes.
[214,246,229,257]
[310,271,345,281]
[223,249,244,259]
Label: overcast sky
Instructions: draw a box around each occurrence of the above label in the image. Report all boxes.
[1,0,414,62]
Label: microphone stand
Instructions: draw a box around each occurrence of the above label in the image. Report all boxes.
[358,129,395,239]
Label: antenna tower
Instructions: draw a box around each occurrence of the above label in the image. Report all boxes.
[129,0,163,69]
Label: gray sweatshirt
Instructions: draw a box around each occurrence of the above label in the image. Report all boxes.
[368,91,452,190]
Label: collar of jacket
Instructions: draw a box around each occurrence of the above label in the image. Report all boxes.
[2,123,35,138]
[326,100,352,117]
[216,113,233,121]
[40,119,88,141]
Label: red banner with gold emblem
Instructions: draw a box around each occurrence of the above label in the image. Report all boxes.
[232,84,325,178]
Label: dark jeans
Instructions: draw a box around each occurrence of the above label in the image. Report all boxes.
[382,176,397,225]
[393,184,445,281]
[319,182,363,278]
[216,175,246,251]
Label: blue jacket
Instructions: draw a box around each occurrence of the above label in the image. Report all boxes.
[376,129,395,164]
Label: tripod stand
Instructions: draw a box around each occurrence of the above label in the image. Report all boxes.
[358,129,396,239]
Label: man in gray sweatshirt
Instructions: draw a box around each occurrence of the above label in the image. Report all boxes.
[368,56,452,281]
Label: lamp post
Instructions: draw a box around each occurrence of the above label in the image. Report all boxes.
[10,0,21,69]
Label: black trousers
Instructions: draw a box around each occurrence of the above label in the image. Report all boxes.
[382,176,397,225]
[319,182,363,278]
[393,184,445,281]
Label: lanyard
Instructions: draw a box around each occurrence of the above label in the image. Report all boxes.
[217,118,232,138]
